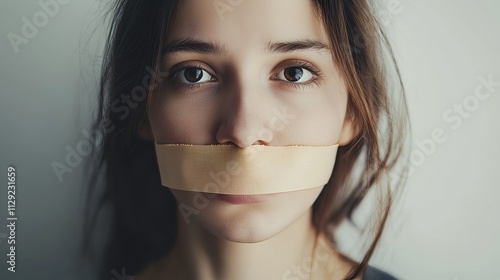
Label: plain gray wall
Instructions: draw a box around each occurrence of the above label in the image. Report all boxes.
[1,0,107,279]
[0,0,499,279]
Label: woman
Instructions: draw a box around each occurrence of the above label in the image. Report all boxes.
[84,0,409,279]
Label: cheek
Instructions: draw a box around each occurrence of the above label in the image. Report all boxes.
[284,88,348,145]
[149,89,217,144]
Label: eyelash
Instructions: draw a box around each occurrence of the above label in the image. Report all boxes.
[167,61,323,91]
[271,61,323,90]
[167,63,209,91]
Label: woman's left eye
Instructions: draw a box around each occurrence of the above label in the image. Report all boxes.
[276,67,314,83]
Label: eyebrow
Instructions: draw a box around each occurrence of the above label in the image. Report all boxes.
[162,37,330,56]
[266,39,330,53]
[162,37,227,56]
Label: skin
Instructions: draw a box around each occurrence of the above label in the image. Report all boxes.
[139,0,360,279]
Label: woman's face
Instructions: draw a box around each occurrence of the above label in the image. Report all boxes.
[148,0,355,242]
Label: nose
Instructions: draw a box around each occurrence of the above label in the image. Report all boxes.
[215,83,273,148]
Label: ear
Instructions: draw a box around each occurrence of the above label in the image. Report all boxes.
[338,112,360,146]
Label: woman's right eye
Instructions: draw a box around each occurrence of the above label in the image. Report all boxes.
[173,67,215,84]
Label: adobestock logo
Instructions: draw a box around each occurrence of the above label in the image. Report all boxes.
[377,0,414,27]
[281,242,335,280]
[7,0,70,54]
[213,0,243,21]
[390,74,499,179]
[52,66,168,183]
[109,267,135,280]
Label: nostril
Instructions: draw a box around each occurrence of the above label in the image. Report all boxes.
[216,127,268,148]
[252,140,269,146]
[216,134,251,148]
[215,105,274,148]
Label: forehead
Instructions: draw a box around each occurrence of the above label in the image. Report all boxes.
[170,0,329,48]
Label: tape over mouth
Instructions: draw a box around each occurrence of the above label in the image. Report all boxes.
[154,143,340,195]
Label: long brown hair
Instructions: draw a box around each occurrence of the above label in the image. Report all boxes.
[83,1,409,279]
[311,0,409,278]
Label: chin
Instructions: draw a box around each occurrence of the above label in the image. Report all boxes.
[172,188,321,243]
[200,203,294,243]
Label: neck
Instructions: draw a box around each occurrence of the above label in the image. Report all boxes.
[173,208,318,280]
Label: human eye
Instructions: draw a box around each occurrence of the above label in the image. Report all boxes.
[167,63,217,90]
[271,61,323,89]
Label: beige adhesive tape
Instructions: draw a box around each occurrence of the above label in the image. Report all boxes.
[154,143,339,195]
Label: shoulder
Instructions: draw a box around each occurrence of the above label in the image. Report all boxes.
[363,265,399,280]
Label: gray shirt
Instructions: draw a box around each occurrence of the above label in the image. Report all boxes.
[363,266,398,280]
